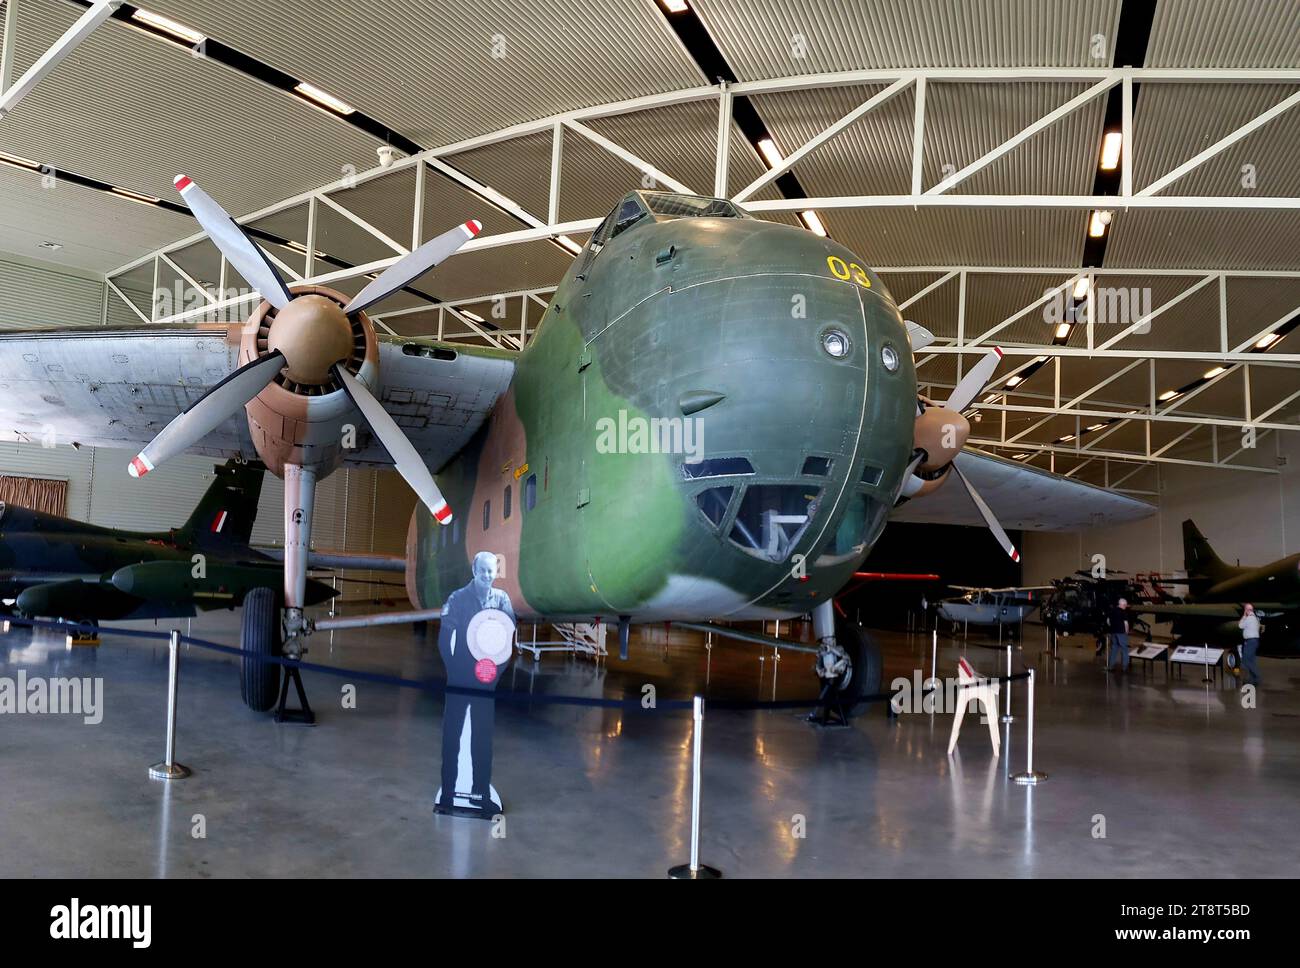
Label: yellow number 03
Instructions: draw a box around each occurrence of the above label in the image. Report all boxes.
[826,255,872,289]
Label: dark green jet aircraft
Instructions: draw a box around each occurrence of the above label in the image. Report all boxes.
[1138,520,1300,657]
[0,460,333,630]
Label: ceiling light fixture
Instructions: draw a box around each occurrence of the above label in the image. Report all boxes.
[799,210,826,237]
[461,310,486,323]
[556,235,583,255]
[1005,375,1023,387]
[131,8,206,46]
[756,137,785,170]
[112,187,162,206]
[1054,322,1072,339]
[659,0,690,11]
[0,150,39,171]
[1256,332,1281,349]
[1088,210,1112,238]
[293,82,355,116]
[1099,131,1123,171]
[1072,276,1090,299]
[1060,434,1076,443]
[1158,389,1179,401]
[1203,366,1225,378]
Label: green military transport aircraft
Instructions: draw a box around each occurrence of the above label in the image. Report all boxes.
[0,183,1153,713]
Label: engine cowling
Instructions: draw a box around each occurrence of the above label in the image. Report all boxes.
[238,284,380,476]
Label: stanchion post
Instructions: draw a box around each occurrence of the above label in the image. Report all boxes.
[669,695,721,879]
[149,630,191,780]
[1001,644,1014,724]
[1013,668,1047,785]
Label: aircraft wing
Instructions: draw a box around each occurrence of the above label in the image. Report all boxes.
[1137,602,1293,620]
[890,448,1155,531]
[0,327,514,471]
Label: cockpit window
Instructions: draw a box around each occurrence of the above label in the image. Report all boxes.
[610,196,650,240]
[727,485,821,563]
[683,457,754,479]
[642,192,745,220]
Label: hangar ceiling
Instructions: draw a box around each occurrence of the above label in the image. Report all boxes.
[1,0,1299,493]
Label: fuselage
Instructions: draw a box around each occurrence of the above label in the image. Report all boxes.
[407,194,916,622]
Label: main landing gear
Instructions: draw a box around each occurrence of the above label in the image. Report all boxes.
[240,587,315,724]
[810,603,883,727]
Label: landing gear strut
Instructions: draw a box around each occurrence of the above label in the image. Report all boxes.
[808,602,883,726]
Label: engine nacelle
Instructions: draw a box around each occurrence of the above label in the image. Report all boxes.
[238,285,380,477]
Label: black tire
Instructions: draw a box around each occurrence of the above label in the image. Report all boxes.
[240,587,282,712]
[832,618,884,708]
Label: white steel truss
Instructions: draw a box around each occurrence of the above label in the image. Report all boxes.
[99,67,1300,472]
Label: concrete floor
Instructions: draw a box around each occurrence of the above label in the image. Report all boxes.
[2,611,1297,878]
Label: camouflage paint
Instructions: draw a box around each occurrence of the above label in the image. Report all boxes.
[407,195,916,623]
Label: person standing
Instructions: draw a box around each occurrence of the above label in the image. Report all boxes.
[1107,597,1130,673]
[436,551,515,817]
[1238,603,1262,687]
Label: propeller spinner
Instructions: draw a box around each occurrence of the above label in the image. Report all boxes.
[899,346,1019,561]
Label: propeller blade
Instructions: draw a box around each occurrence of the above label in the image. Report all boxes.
[905,320,935,351]
[950,460,1019,562]
[945,346,1003,413]
[129,351,284,478]
[332,364,452,524]
[343,219,482,316]
[173,175,293,310]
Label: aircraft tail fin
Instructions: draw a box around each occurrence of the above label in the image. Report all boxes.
[1182,519,1242,584]
[179,460,265,549]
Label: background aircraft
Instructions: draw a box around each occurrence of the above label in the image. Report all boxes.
[1137,521,1300,658]
[1041,572,1155,646]
[934,586,1047,627]
[0,460,334,644]
[0,186,1152,713]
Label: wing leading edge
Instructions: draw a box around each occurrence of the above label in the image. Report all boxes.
[0,327,515,472]
[890,448,1155,532]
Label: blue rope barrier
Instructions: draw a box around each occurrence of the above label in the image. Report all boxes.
[2,615,1032,713]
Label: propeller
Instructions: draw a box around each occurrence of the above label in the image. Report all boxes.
[949,461,1018,562]
[129,174,474,527]
[899,346,1020,561]
[129,350,285,478]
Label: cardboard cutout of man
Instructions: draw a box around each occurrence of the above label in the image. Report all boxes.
[435,551,515,818]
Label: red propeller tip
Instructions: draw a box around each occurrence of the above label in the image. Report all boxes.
[433,501,453,524]
[174,175,193,192]
[993,346,1004,359]
[128,454,153,478]
[1011,548,1021,562]
[464,219,482,237]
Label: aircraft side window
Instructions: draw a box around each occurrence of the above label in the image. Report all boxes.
[524,473,537,511]
[482,499,491,532]
[726,485,821,563]
[503,484,512,521]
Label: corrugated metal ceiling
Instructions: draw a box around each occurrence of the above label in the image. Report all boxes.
[146,0,705,148]
[689,0,1122,78]
[1145,0,1300,68]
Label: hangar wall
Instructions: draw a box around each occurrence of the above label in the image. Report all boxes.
[1022,432,1300,582]
[0,439,417,557]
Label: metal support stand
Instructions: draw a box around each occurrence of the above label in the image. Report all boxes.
[275,662,316,725]
[1012,668,1047,785]
[149,630,191,780]
[669,696,721,879]
[1001,644,1015,724]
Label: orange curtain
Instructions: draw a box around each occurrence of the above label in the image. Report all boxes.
[0,475,67,517]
